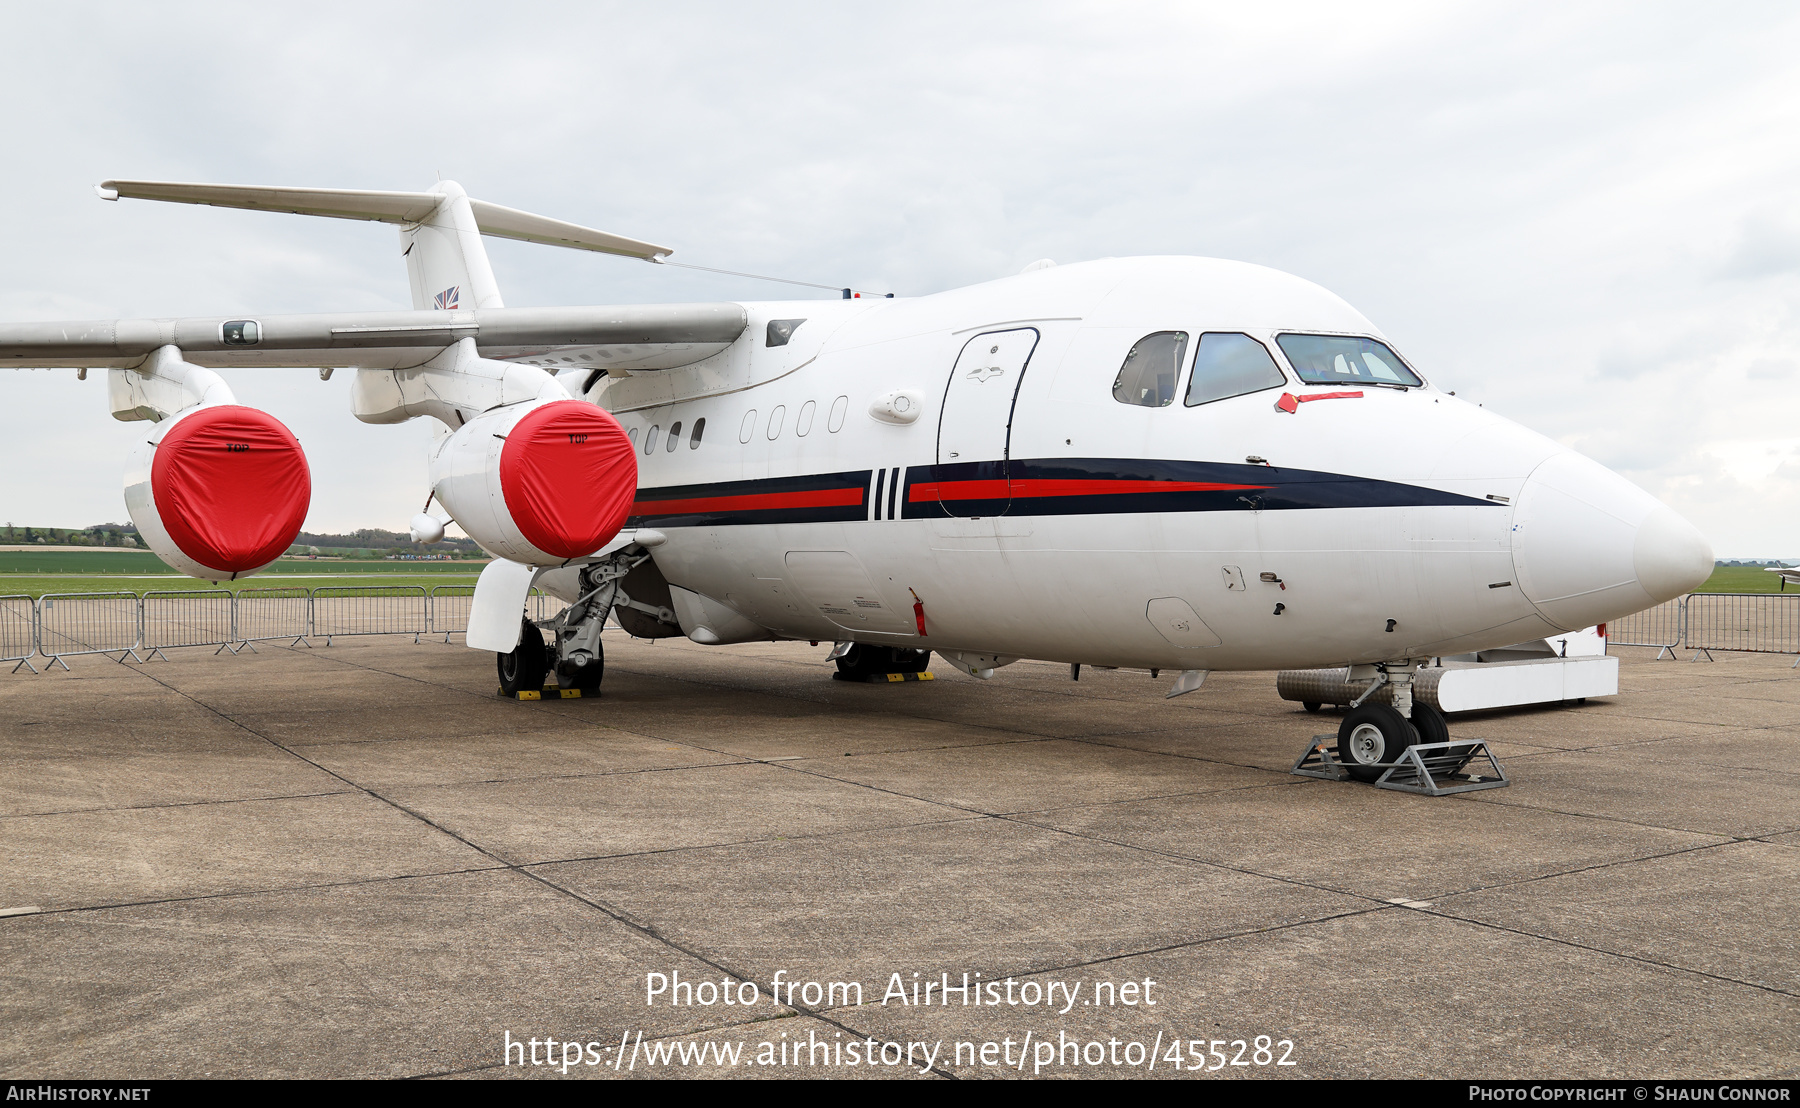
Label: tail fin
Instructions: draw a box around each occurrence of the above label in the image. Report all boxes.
[401,181,501,311]
[95,178,672,312]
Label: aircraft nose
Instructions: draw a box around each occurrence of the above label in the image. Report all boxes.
[1632,502,1715,603]
[1510,452,1713,631]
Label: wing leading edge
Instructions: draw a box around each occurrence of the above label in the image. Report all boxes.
[0,303,749,373]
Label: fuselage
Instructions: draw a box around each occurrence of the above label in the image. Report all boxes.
[560,256,1711,671]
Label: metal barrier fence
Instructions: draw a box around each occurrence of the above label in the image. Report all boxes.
[237,587,312,646]
[6,588,1794,672]
[428,585,474,639]
[1,595,37,672]
[1607,597,1685,658]
[36,592,143,667]
[142,589,236,659]
[1684,593,1800,665]
[533,588,569,624]
[311,585,429,643]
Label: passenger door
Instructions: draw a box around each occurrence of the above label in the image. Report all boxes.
[934,328,1039,516]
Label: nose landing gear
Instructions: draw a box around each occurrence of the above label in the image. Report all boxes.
[1336,703,1416,783]
[1305,661,1506,794]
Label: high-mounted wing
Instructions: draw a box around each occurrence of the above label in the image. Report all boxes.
[0,303,748,373]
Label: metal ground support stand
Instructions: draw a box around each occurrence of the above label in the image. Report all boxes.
[1292,735,1510,796]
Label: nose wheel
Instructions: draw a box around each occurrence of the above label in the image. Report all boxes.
[1336,703,1419,783]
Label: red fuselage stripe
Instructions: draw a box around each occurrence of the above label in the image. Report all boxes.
[909,478,1273,502]
[632,487,865,515]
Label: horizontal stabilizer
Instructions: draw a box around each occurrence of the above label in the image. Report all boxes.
[97,179,672,260]
[466,199,671,259]
[97,180,441,224]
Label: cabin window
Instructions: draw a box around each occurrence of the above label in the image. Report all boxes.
[1275,334,1422,388]
[828,395,848,432]
[666,421,682,452]
[627,426,639,447]
[796,400,816,436]
[221,320,259,346]
[689,417,705,449]
[766,404,786,440]
[644,425,659,454]
[739,410,757,443]
[1112,331,1188,407]
[1185,333,1288,407]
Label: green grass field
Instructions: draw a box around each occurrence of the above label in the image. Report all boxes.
[1694,565,1793,594]
[0,551,480,598]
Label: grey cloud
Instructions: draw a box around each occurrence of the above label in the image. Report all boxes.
[1718,213,1800,280]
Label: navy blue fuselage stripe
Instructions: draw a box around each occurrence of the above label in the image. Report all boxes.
[630,458,1497,527]
[628,468,871,528]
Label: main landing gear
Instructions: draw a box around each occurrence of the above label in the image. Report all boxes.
[833,644,931,681]
[497,556,643,698]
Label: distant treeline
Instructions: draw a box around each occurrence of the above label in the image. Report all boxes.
[2,523,141,547]
[288,528,481,559]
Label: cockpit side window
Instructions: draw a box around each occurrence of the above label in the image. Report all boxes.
[1184,333,1287,407]
[1112,331,1188,407]
[1275,334,1423,388]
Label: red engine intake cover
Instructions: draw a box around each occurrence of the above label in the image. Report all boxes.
[499,401,638,559]
[151,405,312,574]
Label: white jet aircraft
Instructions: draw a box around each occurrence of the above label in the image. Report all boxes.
[1769,565,1800,590]
[0,179,1715,778]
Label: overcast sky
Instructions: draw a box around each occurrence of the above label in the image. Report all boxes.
[2,2,1796,555]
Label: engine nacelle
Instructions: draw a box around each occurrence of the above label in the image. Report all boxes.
[429,398,637,566]
[124,404,313,581]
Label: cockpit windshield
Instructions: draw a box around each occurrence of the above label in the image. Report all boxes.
[1274,334,1422,388]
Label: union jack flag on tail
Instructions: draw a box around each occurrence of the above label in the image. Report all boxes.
[433,286,460,310]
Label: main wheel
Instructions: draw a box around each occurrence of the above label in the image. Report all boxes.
[835,644,888,680]
[555,638,605,695]
[497,619,549,695]
[564,651,604,695]
[891,648,931,674]
[1336,703,1418,783]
